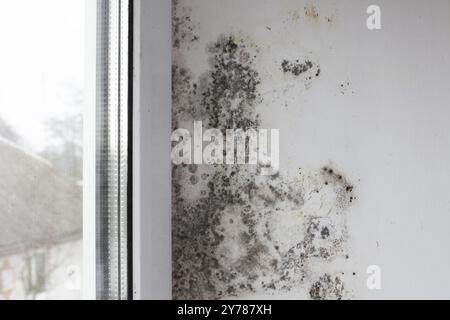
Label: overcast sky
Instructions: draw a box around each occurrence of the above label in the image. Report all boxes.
[0,0,84,151]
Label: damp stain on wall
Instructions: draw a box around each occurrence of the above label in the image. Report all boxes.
[284,4,335,26]
[172,0,358,300]
[304,4,320,22]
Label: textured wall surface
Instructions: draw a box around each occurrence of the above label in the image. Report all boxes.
[171,0,450,299]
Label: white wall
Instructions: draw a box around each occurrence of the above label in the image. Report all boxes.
[137,0,450,299]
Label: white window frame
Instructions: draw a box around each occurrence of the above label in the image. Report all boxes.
[84,0,131,300]
[132,0,172,300]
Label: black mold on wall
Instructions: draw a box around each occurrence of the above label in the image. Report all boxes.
[172,0,357,300]
[172,0,200,49]
[280,58,321,90]
[281,58,321,79]
[309,274,345,300]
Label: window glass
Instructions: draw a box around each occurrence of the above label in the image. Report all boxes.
[0,0,84,299]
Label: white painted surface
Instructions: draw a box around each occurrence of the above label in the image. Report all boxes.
[133,0,172,300]
[136,0,450,299]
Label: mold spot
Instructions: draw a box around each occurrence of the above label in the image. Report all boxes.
[281,59,314,76]
[280,58,321,89]
[309,274,345,300]
[339,81,354,95]
[304,5,320,22]
[324,14,336,26]
[190,175,199,185]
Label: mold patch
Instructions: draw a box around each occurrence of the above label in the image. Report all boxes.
[172,0,200,49]
[281,59,316,77]
[309,274,345,300]
[172,33,357,299]
[281,58,321,89]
